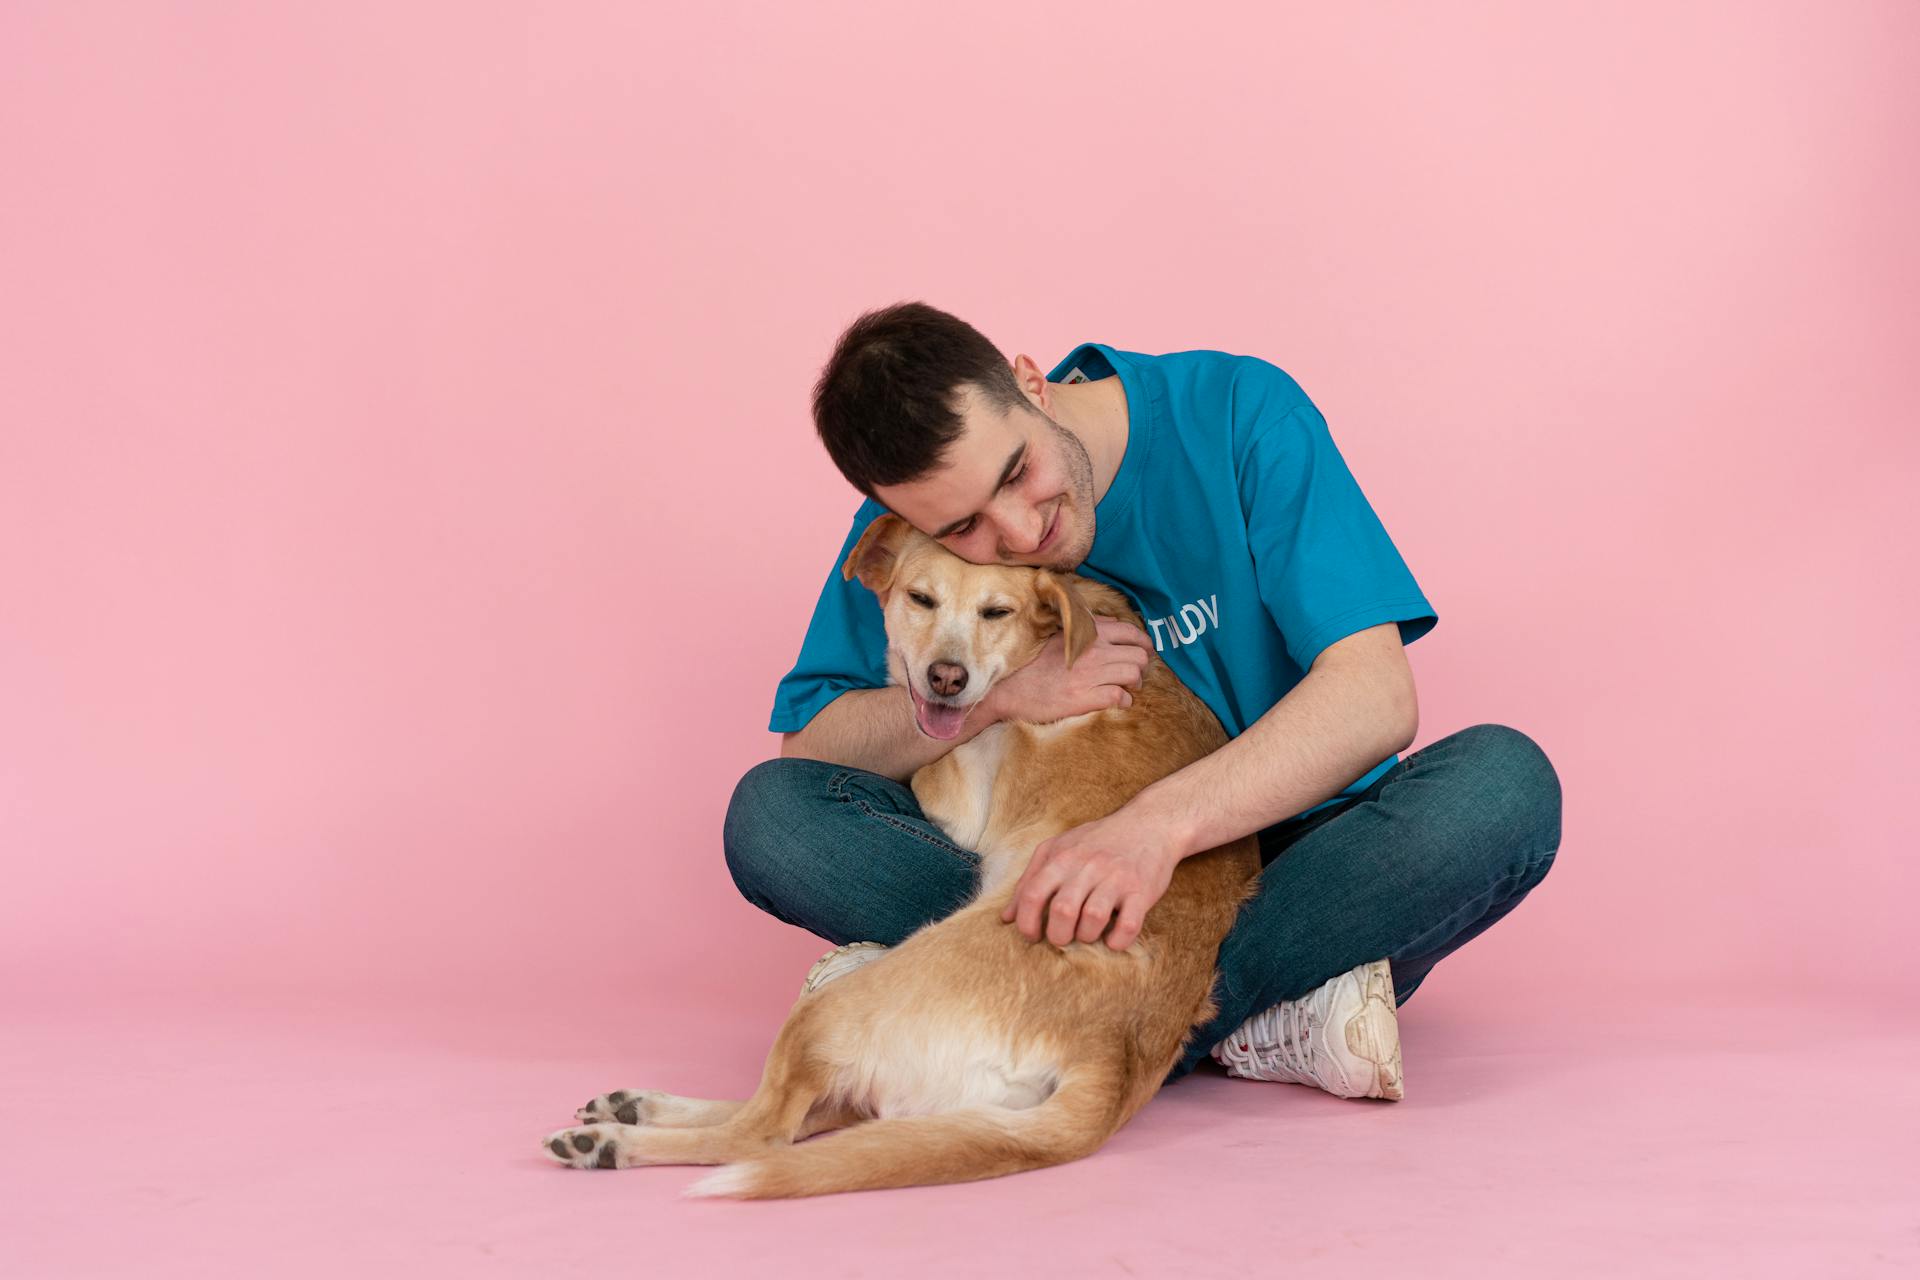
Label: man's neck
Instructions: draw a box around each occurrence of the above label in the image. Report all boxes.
[1052,376,1131,505]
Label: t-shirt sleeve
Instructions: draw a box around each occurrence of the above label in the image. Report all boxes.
[767,503,894,733]
[1236,389,1438,672]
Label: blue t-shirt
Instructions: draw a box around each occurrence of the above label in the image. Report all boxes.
[769,342,1438,822]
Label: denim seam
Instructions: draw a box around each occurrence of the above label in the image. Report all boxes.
[857,803,980,861]
[826,770,980,864]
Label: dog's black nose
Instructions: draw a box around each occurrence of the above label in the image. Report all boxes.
[927,662,969,697]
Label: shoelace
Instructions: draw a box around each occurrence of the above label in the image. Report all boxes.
[1216,996,1320,1082]
[1251,997,1317,1079]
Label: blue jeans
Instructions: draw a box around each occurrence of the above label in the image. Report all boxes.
[724,723,1562,1084]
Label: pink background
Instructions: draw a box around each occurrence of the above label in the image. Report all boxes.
[2,2,1914,1275]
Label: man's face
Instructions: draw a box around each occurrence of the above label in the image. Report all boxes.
[871,384,1097,572]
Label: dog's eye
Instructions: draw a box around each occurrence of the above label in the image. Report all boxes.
[980,607,1013,620]
[907,591,936,609]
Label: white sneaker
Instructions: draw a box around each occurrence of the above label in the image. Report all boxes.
[1209,958,1405,1100]
[799,940,889,998]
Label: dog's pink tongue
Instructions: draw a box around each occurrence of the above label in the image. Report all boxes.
[910,687,969,740]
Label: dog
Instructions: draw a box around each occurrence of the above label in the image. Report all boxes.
[540,513,1262,1197]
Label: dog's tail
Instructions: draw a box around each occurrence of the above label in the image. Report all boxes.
[682,1061,1124,1200]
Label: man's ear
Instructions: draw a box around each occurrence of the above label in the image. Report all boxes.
[1033,571,1099,668]
[842,512,912,600]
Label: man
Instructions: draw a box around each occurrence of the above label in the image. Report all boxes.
[725,301,1562,1099]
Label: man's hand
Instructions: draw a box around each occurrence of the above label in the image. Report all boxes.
[986,617,1153,725]
[999,804,1181,950]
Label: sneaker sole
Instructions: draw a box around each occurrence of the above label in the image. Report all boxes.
[1343,958,1404,1100]
[799,941,889,998]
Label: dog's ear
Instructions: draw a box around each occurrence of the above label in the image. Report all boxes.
[842,513,912,599]
[1033,571,1099,668]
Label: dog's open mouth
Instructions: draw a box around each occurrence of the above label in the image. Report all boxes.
[908,684,972,740]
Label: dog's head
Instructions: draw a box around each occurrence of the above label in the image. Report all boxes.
[842,513,1098,740]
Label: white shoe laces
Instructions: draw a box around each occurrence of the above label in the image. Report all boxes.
[1216,993,1322,1084]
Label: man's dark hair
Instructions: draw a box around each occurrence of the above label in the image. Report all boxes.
[811,301,1033,499]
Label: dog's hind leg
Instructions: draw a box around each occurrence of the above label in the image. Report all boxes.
[543,1013,859,1169]
[542,1085,864,1170]
[681,1059,1126,1199]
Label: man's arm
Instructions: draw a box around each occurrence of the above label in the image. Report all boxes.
[998,620,1419,947]
[1133,622,1419,861]
[780,686,1005,783]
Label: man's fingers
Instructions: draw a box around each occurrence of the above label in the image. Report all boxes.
[1046,872,1100,948]
[1047,892,1084,948]
[1076,888,1118,944]
[1010,887,1038,938]
[1106,900,1147,951]
[1097,618,1155,652]
[1015,864,1066,941]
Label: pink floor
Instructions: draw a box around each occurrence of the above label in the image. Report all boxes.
[3,982,1914,1278]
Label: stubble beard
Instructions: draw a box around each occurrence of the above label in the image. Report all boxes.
[1039,417,1097,573]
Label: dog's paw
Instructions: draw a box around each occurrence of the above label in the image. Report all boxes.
[542,1123,627,1170]
[574,1089,659,1126]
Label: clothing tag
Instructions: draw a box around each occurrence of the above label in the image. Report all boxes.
[1063,366,1090,384]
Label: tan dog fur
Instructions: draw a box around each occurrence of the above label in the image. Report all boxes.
[541,514,1261,1197]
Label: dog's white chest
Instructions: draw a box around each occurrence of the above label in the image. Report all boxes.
[920,722,1012,853]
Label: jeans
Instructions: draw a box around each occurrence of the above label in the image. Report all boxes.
[723,723,1563,1085]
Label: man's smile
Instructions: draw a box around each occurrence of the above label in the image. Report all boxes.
[1037,506,1060,553]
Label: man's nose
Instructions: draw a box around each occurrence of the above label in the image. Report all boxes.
[997,510,1046,557]
[927,662,969,697]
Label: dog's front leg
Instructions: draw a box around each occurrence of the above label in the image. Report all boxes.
[910,723,1010,852]
[573,1089,745,1129]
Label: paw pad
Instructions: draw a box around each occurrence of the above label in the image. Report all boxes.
[574,1088,652,1126]
[542,1125,622,1169]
